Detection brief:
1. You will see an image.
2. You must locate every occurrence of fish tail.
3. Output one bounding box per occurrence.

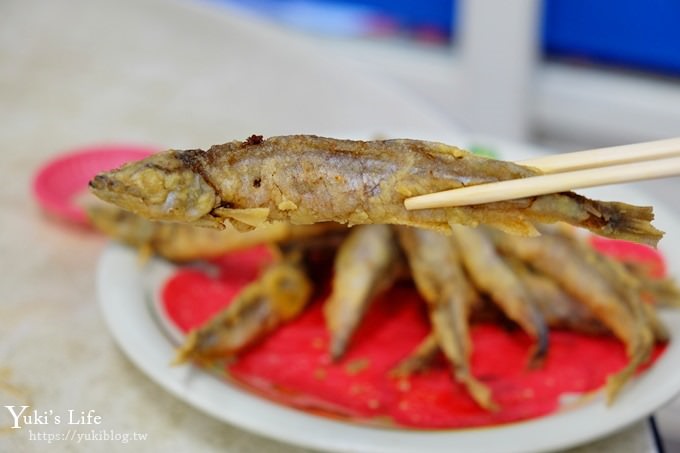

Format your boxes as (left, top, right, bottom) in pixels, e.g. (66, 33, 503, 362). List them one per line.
(581, 197, 664, 247)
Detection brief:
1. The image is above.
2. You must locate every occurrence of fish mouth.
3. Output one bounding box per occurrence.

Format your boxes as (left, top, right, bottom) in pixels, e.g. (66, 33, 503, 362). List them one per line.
(89, 173, 118, 196)
(89, 173, 125, 203)
(88, 159, 173, 217)
(89, 172, 150, 218)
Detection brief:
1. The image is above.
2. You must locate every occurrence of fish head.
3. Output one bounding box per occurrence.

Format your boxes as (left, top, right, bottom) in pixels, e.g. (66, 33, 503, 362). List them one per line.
(88, 150, 219, 224)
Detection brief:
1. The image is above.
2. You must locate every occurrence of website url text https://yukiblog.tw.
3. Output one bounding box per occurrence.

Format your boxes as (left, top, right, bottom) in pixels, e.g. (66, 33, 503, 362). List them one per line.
(28, 428, 148, 444)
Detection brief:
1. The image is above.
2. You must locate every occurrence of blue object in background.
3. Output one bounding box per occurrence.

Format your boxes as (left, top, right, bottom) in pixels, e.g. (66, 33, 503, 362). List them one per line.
(223, 0, 385, 36)
(217, 0, 455, 40)
(543, 0, 680, 75)
(320, 0, 456, 39)
(215, 0, 680, 75)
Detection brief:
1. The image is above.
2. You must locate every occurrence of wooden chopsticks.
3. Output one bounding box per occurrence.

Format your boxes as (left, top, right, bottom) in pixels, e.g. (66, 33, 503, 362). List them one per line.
(404, 138, 680, 210)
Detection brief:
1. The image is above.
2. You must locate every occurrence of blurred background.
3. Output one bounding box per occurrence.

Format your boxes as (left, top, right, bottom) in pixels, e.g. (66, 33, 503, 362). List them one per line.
(1, 0, 679, 451)
(216, 0, 680, 146)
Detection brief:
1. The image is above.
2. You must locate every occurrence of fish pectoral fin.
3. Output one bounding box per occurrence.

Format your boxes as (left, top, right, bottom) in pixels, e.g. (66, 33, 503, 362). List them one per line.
(227, 218, 258, 232)
(193, 214, 229, 230)
(213, 207, 271, 231)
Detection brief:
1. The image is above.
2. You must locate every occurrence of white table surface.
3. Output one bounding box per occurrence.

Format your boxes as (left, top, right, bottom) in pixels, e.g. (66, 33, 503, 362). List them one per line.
(0, 0, 662, 451)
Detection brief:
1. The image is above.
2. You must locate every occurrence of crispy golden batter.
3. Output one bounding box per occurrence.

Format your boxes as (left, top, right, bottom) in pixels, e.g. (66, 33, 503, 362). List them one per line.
(501, 256, 607, 335)
(89, 135, 663, 245)
(450, 225, 549, 363)
(396, 227, 496, 410)
(174, 253, 312, 363)
(324, 225, 401, 360)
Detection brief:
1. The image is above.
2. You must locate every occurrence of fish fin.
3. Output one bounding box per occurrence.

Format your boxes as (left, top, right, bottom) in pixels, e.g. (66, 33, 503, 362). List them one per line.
(537, 194, 664, 247)
(227, 218, 257, 232)
(193, 215, 227, 230)
(213, 207, 271, 231)
(589, 200, 664, 248)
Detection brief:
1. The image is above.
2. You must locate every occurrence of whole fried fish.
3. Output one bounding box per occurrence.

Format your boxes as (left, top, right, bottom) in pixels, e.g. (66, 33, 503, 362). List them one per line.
(324, 224, 401, 360)
(450, 225, 549, 364)
(396, 227, 496, 410)
(174, 251, 312, 363)
(89, 135, 663, 246)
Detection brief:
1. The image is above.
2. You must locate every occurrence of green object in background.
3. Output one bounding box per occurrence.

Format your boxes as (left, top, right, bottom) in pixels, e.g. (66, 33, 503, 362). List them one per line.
(469, 144, 499, 159)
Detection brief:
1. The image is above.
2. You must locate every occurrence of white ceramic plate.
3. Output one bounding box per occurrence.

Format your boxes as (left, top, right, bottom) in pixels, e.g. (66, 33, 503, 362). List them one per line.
(96, 141, 680, 453)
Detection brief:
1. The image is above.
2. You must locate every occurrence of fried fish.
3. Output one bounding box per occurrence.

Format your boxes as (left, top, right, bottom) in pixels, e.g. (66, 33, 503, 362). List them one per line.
(324, 225, 401, 360)
(89, 135, 663, 246)
(396, 227, 496, 410)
